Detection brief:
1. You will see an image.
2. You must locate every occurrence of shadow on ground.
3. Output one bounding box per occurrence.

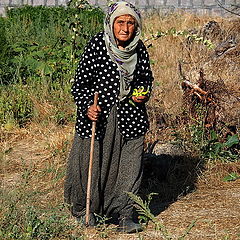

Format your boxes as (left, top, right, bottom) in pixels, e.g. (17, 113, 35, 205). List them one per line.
(137, 150, 205, 218)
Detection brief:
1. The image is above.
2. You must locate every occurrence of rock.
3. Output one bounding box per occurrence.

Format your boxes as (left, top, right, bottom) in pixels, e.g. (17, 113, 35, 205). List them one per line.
(143, 143, 187, 181)
(152, 143, 185, 157)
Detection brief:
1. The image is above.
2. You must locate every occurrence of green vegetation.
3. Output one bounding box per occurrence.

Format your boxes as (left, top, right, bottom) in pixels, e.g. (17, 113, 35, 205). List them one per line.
(183, 104, 239, 162)
(127, 192, 196, 239)
(0, 3, 104, 127)
(0, 4, 105, 239)
(0, 202, 72, 239)
(223, 172, 240, 182)
(145, 28, 215, 49)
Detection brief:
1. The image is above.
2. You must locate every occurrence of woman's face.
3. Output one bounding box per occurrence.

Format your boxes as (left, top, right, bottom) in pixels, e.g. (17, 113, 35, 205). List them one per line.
(113, 14, 136, 47)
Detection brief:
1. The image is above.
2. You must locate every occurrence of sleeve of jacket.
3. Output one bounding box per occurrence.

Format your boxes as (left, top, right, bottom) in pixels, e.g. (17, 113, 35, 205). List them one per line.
(134, 40, 154, 94)
(71, 38, 96, 114)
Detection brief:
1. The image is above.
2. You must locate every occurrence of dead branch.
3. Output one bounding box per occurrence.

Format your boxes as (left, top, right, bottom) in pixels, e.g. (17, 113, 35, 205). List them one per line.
(182, 80, 208, 96)
(179, 61, 208, 99)
(217, 0, 240, 17)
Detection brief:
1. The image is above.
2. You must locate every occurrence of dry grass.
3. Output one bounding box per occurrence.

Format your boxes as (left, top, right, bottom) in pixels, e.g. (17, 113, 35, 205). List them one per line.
(144, 13, 214, 113)
(144, 13, 240, 144)
(0, 12, 239, 239)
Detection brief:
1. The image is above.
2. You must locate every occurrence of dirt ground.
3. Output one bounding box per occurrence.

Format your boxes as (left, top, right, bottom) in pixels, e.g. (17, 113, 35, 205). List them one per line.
(1, 125, 240, 240)
(93, 173, 240, 240)
(149, 181, 240, 240)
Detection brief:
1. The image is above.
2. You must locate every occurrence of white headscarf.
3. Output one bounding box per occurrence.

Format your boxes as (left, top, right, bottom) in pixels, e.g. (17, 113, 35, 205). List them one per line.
(104, 1, 142, 101)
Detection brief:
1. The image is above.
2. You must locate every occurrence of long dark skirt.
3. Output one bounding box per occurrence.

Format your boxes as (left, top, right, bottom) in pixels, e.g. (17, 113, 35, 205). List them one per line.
(64, 106, 144, 219)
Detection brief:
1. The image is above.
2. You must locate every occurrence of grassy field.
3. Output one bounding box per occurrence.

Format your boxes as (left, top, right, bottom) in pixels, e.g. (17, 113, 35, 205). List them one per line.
(0, 3, 239, 240)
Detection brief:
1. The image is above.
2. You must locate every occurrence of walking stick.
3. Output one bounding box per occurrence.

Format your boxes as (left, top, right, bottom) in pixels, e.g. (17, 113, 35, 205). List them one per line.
(86, 92, 99, 226)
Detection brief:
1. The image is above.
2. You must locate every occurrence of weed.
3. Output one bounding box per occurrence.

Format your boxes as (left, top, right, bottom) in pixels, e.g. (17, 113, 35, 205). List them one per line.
(144, 28, 215, 49)
(178, 220, 197, 240)
(0, 5, 104, 126)
(0, 196, 74, 239)
(127, 192, 171, 237)
(202, 132, 239, 162)
(127, 192, 197, 239)
(223, 172, 240, 182)
(175, 101, 239, 162)
(0, 85, 34, 126)
(95, 214, 113, 238)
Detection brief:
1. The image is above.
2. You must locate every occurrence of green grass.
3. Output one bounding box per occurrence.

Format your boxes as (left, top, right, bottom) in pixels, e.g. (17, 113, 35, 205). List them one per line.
(0, 190, 75, 239)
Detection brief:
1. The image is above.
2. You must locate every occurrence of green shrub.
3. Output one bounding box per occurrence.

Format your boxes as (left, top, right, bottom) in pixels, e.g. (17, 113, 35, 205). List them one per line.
(202, 132, 239, 162)
(0, 5, 104, 85)
(0, 4, 104, 126)
(183, 104, 240, 162)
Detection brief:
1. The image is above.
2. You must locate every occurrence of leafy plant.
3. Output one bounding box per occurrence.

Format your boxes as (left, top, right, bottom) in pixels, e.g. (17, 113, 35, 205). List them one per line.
(0, 4, 104, 126)
(127, 192, 171, 238)
(127, 192, 196, 239)
(180, 101, 239, 162)
(127, 192, 158, 225)
(202, 132, 239, 162)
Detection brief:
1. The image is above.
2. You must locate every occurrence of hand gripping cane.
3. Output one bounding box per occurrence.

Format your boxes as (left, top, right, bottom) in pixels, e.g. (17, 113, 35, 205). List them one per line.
(85, 92, 98, 226)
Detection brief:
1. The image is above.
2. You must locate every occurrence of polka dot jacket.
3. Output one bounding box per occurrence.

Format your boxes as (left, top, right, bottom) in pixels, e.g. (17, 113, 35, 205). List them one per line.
(72, 32, 154, 140)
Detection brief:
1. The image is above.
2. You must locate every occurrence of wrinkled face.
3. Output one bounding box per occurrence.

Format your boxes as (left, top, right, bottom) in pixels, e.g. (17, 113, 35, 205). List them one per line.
(113, 14, 136, 47)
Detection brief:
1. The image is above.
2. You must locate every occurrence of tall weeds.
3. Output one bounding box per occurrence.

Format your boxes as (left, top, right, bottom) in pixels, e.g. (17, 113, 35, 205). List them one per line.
(0, 4, 104, 127)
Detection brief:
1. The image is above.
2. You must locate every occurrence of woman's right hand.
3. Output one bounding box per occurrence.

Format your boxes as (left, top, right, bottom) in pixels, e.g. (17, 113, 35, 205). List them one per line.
(87, 105, 101, 121)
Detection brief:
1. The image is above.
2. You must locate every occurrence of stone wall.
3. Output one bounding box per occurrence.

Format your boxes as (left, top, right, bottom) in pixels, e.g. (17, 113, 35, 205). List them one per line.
(0, 0, 238, 16)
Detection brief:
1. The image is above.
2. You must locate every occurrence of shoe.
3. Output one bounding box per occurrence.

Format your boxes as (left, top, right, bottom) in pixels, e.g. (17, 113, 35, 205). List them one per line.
(117, 217, 143, 233)
(76, 213, 96, 226)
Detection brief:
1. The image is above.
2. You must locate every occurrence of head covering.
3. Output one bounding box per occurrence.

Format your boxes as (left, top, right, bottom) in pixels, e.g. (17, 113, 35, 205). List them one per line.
(104, 1, 142, 101)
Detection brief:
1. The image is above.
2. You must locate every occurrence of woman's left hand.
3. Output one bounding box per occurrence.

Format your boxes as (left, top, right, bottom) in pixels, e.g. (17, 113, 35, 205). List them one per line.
(132, 95, 149, 103)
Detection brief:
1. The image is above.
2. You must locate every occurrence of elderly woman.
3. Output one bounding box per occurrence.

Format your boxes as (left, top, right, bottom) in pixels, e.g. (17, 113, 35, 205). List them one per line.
(64, 1, 153, 233)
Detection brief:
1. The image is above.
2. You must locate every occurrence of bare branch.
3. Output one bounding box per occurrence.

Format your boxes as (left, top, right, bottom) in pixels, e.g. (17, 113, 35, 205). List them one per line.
(216, 0, 240, 17)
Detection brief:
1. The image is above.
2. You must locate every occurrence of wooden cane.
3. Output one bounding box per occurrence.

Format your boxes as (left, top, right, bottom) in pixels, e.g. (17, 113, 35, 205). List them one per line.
(86, 92, 99, 226)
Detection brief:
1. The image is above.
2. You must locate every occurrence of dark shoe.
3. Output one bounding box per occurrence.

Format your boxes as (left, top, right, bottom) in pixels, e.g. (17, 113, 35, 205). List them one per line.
(76, 213, 96, 226)
(117, 217, 143, 233)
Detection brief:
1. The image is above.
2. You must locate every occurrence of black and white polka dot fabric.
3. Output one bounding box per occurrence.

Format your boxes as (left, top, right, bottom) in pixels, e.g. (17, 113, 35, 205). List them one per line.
(72, 32, 153, 140)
